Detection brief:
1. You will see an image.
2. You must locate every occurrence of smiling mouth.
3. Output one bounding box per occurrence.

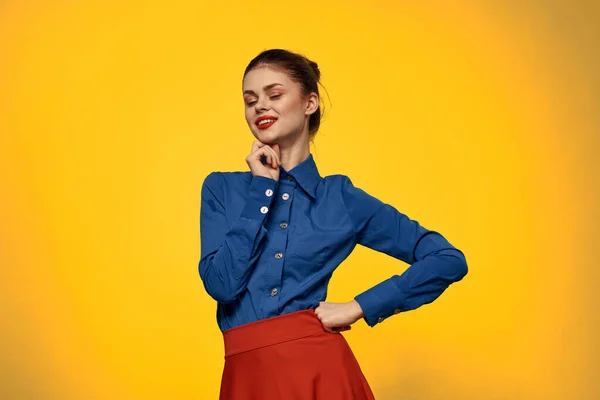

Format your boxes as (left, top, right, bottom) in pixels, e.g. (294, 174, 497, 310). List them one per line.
(257, 119, 277, 129)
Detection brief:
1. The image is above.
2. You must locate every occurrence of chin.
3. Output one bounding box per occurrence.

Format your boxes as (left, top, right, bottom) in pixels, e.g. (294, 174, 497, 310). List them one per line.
(253, 128, 281, 144)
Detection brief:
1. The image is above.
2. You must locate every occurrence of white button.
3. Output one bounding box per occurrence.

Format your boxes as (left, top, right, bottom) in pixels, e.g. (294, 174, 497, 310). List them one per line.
(270, 288, 279, 296)
(265, 189, 273, 197)
(282, 193, 290, 200)
(377, 316, 385, 323)
(260, 206, 269, 214)
(274, 252, 283, 260)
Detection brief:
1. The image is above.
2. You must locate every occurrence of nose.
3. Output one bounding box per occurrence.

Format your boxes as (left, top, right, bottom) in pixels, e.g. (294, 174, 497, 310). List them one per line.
(254, 97, 269, 113)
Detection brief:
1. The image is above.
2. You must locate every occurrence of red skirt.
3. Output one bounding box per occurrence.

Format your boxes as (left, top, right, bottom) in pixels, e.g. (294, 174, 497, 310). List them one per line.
(219, 309, 375, 399)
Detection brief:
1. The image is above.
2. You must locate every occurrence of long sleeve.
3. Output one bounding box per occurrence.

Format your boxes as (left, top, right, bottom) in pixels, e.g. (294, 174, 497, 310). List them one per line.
(340, 176, 468, 327)
(199, 172, 278, 303)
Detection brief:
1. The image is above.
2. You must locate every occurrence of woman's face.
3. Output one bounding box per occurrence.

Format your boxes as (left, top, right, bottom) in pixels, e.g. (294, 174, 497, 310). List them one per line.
(242, 66, 317, 146)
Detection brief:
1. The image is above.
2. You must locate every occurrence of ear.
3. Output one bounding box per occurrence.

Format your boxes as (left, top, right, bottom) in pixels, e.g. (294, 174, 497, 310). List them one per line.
(304, 92, 319, 116)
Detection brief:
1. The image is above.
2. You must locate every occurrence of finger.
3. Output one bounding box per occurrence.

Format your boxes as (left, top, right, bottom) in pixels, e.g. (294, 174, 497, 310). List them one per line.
(253, 146, 272, 165)
(272, 143, 281, 159)
(266, 144, 281, 165)
(332, 326, 351, 333)
(264, 145, 280, 167)
(251, 141, 264, 154)
(263, 146, 279, 168)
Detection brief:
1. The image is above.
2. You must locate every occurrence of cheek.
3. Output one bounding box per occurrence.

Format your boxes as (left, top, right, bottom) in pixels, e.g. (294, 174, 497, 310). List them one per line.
(244, 109, 254, 125)
(278, 99, 304, 120)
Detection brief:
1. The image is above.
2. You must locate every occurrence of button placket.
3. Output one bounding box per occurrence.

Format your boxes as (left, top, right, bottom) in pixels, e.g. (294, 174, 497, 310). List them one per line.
(263, 180, 293, 313)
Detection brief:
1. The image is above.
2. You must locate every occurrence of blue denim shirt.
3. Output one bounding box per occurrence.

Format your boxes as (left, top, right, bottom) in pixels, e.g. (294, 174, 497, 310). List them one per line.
(199, 154, 468, 332)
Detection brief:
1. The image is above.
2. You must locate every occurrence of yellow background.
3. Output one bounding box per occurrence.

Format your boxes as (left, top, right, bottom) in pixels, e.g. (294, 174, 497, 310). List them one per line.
(1, 1, 598, 399)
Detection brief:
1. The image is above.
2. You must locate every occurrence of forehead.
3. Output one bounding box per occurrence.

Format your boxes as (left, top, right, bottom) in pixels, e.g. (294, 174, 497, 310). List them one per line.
(242, 66, 297, 91)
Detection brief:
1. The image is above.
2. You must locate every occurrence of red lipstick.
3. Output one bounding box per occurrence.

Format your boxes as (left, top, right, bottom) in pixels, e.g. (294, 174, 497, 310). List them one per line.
(255, 115, 278, 130)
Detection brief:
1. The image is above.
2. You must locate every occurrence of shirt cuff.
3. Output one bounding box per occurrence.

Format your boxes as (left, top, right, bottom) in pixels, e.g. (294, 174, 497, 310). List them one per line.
(354, 278, 406, 327)
(239, 175, 278, 221)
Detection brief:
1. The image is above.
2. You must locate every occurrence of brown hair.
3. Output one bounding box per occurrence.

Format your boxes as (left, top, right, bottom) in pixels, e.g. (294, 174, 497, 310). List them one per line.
(244, 49, 324, 139)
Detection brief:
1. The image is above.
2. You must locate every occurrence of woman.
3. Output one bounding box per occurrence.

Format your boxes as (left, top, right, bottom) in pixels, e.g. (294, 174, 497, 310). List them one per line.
(199, 49, 468, 399)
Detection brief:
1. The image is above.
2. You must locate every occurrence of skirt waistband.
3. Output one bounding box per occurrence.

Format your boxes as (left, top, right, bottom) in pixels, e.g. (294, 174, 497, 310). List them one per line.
(223, 309, 325, 358)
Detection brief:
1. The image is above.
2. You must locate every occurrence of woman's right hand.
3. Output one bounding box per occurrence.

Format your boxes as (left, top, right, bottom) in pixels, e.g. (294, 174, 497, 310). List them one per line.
(246, 141, 281, 181)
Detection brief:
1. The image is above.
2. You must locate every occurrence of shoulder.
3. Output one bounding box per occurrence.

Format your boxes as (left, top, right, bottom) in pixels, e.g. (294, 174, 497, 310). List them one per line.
(201, 170, 252, 196)
(203, 170, 252, 185)
(322, 173, 385, 211)
(321, 173, 368, 196)
(321, 173, 352, 189)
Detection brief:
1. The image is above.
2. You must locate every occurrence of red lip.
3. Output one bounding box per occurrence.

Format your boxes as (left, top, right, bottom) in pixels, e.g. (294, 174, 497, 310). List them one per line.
(255, 115, 278, 125)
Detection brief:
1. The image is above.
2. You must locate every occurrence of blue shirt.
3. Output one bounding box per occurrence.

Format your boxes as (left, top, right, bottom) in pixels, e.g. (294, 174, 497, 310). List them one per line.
(199, 154, 468, 333)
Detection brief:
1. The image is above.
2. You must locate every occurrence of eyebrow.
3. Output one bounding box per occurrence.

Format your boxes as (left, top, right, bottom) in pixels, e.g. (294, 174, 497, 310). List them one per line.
(243, 83, 284, 95)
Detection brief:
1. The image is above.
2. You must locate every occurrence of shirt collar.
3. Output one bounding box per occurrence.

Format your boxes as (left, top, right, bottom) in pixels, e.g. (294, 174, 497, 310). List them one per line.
(281, 153, 321, 199)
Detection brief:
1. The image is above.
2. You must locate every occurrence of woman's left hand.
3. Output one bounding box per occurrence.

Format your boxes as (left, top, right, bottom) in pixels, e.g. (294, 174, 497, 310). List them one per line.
(314, 300, 365, 333)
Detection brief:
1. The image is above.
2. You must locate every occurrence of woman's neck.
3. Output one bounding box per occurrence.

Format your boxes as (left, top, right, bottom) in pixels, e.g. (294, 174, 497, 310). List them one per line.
(279, 144, 310, 172)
